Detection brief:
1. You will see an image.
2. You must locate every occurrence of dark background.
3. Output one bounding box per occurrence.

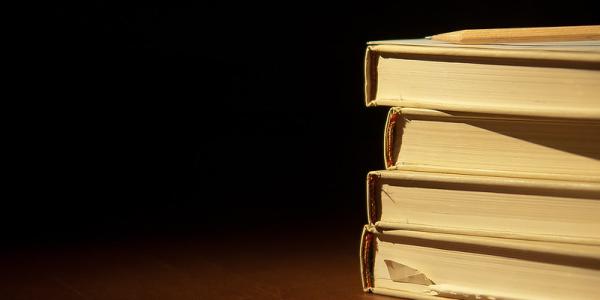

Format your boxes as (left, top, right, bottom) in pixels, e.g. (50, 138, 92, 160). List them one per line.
(13, 2, 600, 246)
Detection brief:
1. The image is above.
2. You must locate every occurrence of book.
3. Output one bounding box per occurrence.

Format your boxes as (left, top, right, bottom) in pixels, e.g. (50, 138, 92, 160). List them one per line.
(360, 226, 600, 300)
(366, 170, 600, 245)
(364, 39, 600, 119)
(383, 107, 600, 182)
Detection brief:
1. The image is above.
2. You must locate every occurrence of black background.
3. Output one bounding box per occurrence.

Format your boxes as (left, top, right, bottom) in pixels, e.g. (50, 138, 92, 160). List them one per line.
(12, 2, 599, 246)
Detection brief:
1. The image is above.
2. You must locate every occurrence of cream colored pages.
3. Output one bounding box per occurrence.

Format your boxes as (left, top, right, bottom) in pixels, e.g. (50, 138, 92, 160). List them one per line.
(367, 170, 600, 244)
(364, 39, 600, 119)
(384, 108, 600, 182)
(371, 229, 600, 300)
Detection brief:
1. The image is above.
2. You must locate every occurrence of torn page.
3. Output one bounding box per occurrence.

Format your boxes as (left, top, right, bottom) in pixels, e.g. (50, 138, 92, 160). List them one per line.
(384, 260, 434, 285)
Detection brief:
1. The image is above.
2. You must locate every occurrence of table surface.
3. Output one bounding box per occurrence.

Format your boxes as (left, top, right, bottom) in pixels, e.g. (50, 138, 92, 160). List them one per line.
(0, 227, 399, 300)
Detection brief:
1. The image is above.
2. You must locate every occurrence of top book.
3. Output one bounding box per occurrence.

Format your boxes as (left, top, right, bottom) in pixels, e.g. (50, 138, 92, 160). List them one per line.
(365, 39, 600, 119)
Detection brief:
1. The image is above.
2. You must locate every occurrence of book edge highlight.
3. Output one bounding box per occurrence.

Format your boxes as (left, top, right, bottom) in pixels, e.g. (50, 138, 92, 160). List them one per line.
(384, 108, 403, 169)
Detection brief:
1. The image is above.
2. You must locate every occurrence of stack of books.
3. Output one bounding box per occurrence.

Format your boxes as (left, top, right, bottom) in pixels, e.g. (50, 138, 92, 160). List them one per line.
(360, 35, 600, 300)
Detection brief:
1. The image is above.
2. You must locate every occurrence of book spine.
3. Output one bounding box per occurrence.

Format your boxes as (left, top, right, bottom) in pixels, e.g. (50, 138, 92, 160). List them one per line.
(384, 108, 403, 169)
(359, 225, 375, 292)
(366, 172, 381, 226)
(364, 46, 378, 107)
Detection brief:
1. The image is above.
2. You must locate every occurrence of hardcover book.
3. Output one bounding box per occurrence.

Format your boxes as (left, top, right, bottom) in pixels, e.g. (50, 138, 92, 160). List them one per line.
(365, 39, 600, 119)
(360, 226, 600, 300)
(366, 170, 600, 244)
(383, 107, 600, 182)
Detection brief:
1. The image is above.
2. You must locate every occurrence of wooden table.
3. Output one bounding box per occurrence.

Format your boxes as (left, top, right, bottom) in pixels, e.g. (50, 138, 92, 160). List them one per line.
(0, 226, 397, 300)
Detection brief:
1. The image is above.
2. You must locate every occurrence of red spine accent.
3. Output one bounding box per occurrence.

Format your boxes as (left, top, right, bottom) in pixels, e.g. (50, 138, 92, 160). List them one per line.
(362, 230, 375, 289)
(386, 111, 400, 168)
(367, 173, 380, 224)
